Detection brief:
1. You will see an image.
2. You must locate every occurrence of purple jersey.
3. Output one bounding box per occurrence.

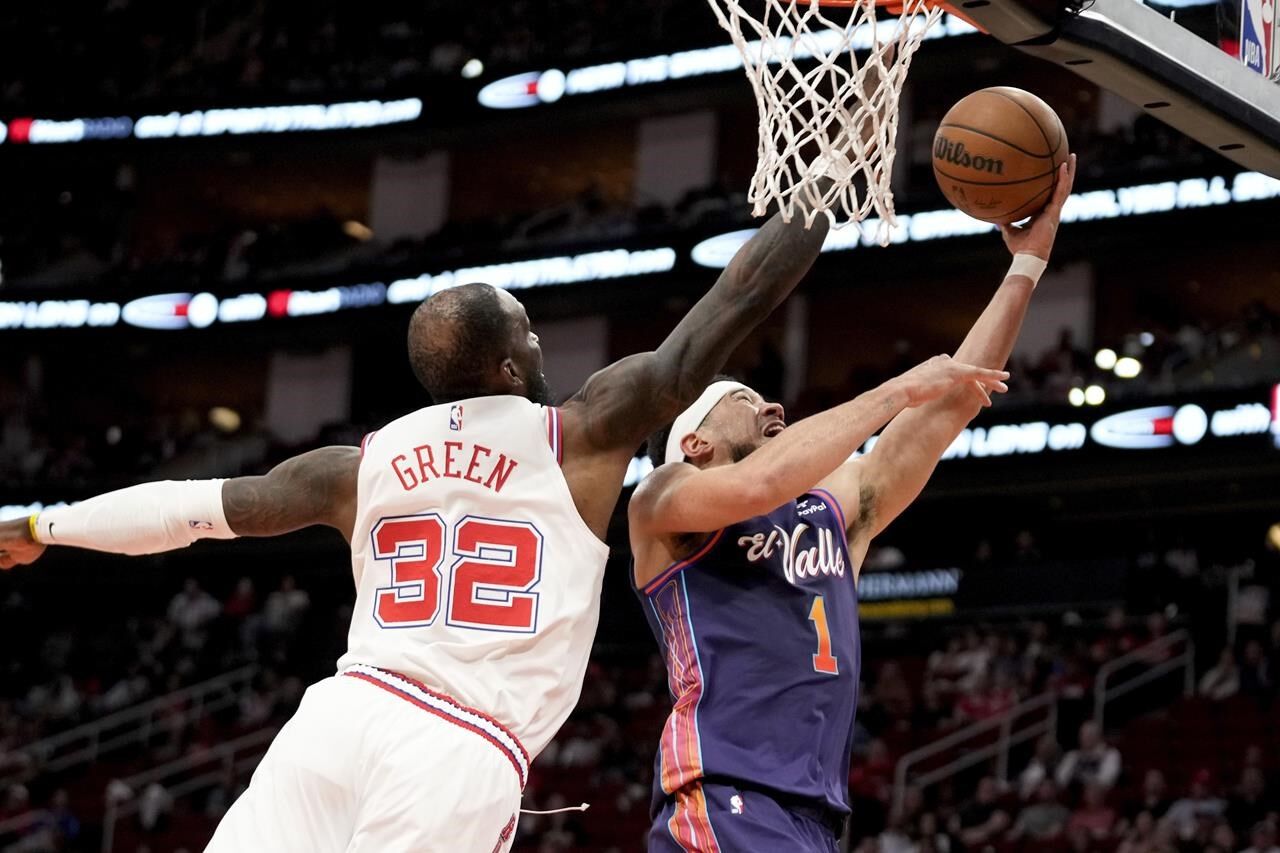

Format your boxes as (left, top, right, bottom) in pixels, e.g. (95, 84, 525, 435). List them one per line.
(636, 488, 860, 815)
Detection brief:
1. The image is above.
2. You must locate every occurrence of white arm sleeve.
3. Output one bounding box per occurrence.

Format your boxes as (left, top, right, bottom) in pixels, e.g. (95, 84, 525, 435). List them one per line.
(35, 480, 237, 555)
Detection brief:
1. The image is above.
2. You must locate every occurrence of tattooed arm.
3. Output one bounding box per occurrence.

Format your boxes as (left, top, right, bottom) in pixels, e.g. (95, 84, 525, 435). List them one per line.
(561, 199, 833, 454)
(555, 203, 833, 539)
(0, 447, 360, 570)
(222, 446, 360, 539)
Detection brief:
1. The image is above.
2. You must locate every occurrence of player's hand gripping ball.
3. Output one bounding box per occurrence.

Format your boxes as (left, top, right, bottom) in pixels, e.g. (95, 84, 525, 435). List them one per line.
(933, 87, 1070, 225)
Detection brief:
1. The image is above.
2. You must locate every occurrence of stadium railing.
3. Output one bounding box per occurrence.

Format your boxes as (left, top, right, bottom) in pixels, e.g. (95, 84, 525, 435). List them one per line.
(5, 664, 259, 784)
(1093, 629, 1195, 730)
(99, 727, 276, 853)
(890, 692, 1058, 817)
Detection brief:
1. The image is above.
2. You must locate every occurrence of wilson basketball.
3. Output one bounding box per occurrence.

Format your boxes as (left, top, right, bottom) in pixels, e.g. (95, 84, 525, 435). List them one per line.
(932, 87, 1070, 225)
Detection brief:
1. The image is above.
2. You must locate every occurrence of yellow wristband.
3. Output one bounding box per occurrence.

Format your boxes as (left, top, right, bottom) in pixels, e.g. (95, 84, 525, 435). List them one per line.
(28, 513, 41, 544)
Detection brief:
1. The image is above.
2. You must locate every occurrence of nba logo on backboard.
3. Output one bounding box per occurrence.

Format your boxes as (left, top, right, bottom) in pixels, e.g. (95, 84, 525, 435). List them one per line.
(449, 405, 464, 431)
(1239, 0, 1274, 75)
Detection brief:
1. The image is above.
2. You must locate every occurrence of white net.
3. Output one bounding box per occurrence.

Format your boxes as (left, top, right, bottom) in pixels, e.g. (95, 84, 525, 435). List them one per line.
(705, 0, 943, 240)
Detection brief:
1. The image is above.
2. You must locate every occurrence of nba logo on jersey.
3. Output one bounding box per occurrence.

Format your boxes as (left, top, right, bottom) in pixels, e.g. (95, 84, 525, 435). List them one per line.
(730, 795, 744, 815)
(449, 404, 464, 431)
(1239, 0, 1273, 75)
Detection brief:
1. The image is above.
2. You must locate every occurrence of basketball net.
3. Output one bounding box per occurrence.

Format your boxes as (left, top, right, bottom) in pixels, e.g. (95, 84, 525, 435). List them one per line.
(705, 0, 943, 241)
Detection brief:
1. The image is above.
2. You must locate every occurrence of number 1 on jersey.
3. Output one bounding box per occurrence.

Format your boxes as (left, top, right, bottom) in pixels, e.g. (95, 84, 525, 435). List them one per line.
(808, 595, 839, 675)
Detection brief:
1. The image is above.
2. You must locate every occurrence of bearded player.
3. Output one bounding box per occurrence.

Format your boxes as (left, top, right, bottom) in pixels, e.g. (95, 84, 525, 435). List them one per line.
(629, 156, 1076, 852)
(0, 185, 856, 852)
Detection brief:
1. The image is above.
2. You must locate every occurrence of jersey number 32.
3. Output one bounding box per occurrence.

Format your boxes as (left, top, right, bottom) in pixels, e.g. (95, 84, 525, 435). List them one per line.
(371, 513, 542, 634)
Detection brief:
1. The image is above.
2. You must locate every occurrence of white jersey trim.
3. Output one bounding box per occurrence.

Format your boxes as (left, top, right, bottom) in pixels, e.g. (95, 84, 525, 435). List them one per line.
(342, 663, 530, 788)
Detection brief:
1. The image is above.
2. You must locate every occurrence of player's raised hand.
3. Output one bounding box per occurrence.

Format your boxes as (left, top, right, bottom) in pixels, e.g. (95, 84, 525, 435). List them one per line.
(0, 518, 46, 570)
(892, 354, 1010, 409)
(1000, 152, 1077, 261)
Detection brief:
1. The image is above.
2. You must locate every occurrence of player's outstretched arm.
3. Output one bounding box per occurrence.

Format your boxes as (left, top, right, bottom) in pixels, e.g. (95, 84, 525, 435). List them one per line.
(825, 155, 1077, 550)
(0, 446, 359, 570)
(629, 357, 1009, 536)
(563, 201, 832, 453)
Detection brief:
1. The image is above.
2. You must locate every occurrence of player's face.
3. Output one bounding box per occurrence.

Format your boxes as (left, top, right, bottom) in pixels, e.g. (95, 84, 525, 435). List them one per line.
(499, 291, 551, 404)
(706, 386, 785, 462)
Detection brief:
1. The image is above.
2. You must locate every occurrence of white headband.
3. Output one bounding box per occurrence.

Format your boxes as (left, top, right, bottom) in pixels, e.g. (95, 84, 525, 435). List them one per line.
(663, 381, 749, 465)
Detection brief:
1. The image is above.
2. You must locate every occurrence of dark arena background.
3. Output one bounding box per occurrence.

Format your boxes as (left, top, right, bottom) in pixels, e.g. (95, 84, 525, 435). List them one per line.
(1, 1, 1280, 851)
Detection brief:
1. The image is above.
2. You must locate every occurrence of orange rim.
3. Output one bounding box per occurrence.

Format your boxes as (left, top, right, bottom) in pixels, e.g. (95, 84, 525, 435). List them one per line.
(815, 0, 987, 32)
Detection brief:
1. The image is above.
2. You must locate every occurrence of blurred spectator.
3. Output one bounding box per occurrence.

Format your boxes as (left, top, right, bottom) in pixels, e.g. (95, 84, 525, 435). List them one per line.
(849, 739, 895, 804)
(1008, 779, 1070, 841)
(224, 578, 257, 620)
(43, 788, 80, 843)
(1125, 769, 1173, 820)
(1226, 767, 1276, 834)
(1116, 810, 1159, 853)
(1240, 639, 1273, 698)
(953, 671, 1017, 723)
(137, 782, 172, 832)
(950, 776, 1010, 848)
(167, 578, 222, 650)
(1067, 781, 1118, 844)
(1164, 769, 1226, 838)
(1018, 735, 1063, 801)
(1198, 645, 1241, 700)
(1242, 821, 1280, 853)
(1056, 721, 1122, 791)
(873, 662, 914, 719)
(263, 575, 310, 637)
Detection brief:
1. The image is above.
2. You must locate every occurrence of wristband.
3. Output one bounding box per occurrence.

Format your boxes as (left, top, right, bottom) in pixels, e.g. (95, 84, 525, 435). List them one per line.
(1008, 252, 1048, 286)
(28, 513, 40, 545)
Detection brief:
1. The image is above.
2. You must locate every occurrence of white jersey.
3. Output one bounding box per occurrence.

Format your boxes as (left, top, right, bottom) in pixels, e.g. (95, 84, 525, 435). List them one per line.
(338, 396, 610, 760)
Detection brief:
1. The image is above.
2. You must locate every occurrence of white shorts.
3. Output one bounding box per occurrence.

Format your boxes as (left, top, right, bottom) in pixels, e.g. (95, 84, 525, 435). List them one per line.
(205, 665, 527, 853)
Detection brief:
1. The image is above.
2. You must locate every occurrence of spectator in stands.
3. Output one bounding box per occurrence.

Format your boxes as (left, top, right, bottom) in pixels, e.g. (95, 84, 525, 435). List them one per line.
(1240, 639, 1273, 699)
(849, 738, 895, 805)
(1139, 611, 1173, 663)
(924, 635, 967, 700)
(874, 661, 914, 720)
(1067, 781, 1118, 845)
(950, 776, 1010, 848)
(1036, 327, 1089, 396)
(42, 788, 79, 844)
(955, 631, 995, 692)
(1164, 768, 1226, 839)
(223, 577, 256, 620)
(1018, 735, 1063, 800)
(1007, 779, 1070, 841)
(1207, 822, 1237, 852)
(166, 578, 221, 651)
(1126, 769, 1173, 820)
(1242, 821, 1280, 853)
(954, 670, 1017, 723)
(1056, 721, 1122, 791)
(263, 575, 310, 636)
(1199, 645, 1242, 700)
(1116, 810, 1160, 853)
(1226, 767, 1276, 834)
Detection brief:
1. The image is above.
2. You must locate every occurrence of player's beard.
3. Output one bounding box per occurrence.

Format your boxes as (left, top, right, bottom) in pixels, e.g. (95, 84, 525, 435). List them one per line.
(728, 440, 761, 463)
(525, 370, 554, 405)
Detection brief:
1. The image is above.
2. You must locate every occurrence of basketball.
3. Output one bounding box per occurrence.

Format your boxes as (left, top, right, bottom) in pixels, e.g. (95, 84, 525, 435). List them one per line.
(932, 87, 1070, 225)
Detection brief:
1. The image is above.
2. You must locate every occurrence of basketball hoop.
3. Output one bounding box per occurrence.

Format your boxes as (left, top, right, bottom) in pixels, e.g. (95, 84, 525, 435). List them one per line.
(705, 0, 959, 241)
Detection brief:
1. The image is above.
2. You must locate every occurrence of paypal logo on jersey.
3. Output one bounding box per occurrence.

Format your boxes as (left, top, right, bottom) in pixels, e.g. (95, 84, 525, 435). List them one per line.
(737, 521, 846, 586)
(797, 500, 827, 517)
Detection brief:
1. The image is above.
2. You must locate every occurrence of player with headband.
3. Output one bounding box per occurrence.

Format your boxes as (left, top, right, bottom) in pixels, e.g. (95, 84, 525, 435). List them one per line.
(629, 156, 1075, 852)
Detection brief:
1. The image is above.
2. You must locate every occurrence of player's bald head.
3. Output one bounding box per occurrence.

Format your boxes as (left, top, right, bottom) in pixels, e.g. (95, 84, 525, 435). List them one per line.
(408, 283, 519, 403)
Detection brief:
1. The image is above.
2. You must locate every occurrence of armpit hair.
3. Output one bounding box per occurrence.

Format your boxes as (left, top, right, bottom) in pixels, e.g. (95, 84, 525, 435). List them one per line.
(855, 481, 878, 539)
